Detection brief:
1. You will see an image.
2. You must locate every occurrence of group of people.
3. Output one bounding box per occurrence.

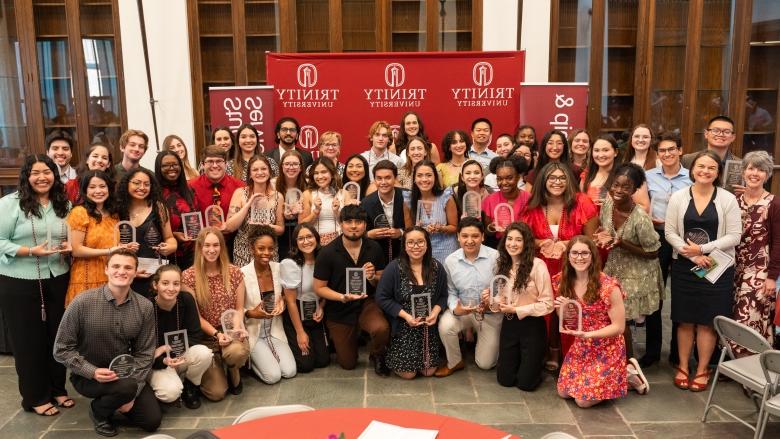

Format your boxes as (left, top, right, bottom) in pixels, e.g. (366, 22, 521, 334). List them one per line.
(0, 111, 777, 436)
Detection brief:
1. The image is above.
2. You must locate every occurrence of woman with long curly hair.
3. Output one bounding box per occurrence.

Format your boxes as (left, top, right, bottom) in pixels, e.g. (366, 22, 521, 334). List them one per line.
(155, 150, 200, 269)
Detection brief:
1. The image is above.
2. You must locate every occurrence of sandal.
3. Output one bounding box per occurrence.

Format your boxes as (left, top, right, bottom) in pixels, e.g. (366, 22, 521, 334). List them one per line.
(23, 403, 59, 417)
(673, 366, 690, 390)
(689, 370, 710, 392)
(545, 347, 560, 372)
(54, 397, 75, 408)
(627, 358, 650, 395)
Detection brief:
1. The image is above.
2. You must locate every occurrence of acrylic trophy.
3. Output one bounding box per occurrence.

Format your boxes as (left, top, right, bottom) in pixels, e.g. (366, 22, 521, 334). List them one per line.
(261, 290, 280, 313)
(248, 195, 270, 225)
(220, 309, 246, 341)
(374, 213, 393, 260)
(410, 292, 432, 319)
(559, 299, 583, 332)
(181, 211, 204, 241)
(284, 188, 303, 215)
(108, 354, 136, 378)
(145, 223, 163, 264)
(460, 287, 482, 309)
(489, 275, 511, 312)
(299, 299, 320, 321)
(46, 221, 70, 252)
(490, 203, 514, 233)
(722, 160, 744, 193)
(342, 181, 361, 205)
(114, 221, 136, 246)
(346, 267, 366, 296)
(205, 205, 225, 228)
(461, 191, 482, 219)
(416, 200, 444, 230)
(164, 329, 189, 360)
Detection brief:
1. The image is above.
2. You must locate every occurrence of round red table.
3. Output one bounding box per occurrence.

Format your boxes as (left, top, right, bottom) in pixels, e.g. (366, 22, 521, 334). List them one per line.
(213, 407, 518, 438)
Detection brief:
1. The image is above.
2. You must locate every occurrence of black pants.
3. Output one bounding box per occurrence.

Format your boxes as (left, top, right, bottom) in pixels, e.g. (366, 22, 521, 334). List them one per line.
(644, 229, 672, 362)
(496, 315, 547, 391)
(71, 375, 161, 432)
(283, 314, 330, 373)
(0, 273, 68, 408)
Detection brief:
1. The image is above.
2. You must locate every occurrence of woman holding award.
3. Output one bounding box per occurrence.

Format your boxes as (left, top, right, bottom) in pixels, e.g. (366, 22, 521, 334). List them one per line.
(451, 159, 492, 220)
(494, 222, 553, 391)
(481, 156, 530, 240)
(553, 236, 649, 407)
(376, 226, 447, 379)
(117, 168, 177, 296)
(301, 158, 343, 245)
(155, 150, 200, 270)
(242, 226, 296, 384)
(224, 155, 284, 266)
(181, 227, 249, 401)
(66, 170, 123, 306)
(0, 155, 72, 415)
(281, 224, 330, 373)
(404, 160, 458, 264)
(341, 154, 376, 199)
(666, 150, 741, 391)
(276, 150, 307, 260)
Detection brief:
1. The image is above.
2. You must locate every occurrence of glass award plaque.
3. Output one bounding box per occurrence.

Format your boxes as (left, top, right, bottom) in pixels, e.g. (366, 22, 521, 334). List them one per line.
(299, 299, 319, 321)
(683, 227, 710, 246)
(47, 221, 70, 252)
(346, 267, 366, 296)
(416, 200, 444, 228)
(145, 223, 163, 264)
(115, 221, 136, 245)
(261, 291, 279, 313)
(374, 213, 391, 229)
(164, 329, 189, 360)
(220, 309, 245, 341)
(722, 159, 744, 193)
(284, 188, 303, 215)
(460, 287, 481, 308)
(109, 353, 136, 378)
(461, 191, 482, 219)
(491, 203, 514, 233)
(249, 195, 270, 225)
(342, 181, 361, 205)
(181, 211, 204, 241)
(205, 205, 225, 228)
(489, 275, 511, 312)
(594, 226, 616, 248)
(410, 292, 432, 319)
(558, 299, 583, 332)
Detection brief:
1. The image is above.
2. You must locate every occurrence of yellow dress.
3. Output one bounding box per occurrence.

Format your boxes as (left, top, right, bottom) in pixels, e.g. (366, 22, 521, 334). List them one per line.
(65, 206, 119, 306)
(436, 162, 461, 188)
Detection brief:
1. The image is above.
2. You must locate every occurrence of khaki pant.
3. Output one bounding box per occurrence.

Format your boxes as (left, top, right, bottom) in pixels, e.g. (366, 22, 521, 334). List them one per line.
(326, 299, 389, 370)
(439, 310, 502, 369)
(200, 339, 249, 402)
(149, 344, 213, 403)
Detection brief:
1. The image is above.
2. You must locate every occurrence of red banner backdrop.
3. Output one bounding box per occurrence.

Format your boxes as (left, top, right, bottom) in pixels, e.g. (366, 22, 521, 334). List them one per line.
(266, 51, 525, 159)
(208, 86, 276, 154)
(519, 82, 589, 140)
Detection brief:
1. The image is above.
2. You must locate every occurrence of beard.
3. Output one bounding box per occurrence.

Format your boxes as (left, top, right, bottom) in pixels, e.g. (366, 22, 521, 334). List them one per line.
(343, 231, 364, 242)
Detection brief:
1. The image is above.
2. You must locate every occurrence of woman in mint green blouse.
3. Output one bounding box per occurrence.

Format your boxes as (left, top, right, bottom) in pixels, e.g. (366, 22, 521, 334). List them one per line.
(0, 155, 72, 416)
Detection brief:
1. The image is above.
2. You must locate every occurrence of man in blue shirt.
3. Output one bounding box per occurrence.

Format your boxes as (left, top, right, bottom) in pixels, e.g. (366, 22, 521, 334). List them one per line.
(468, 118, 498, 173)
(437, 217, 501, 377)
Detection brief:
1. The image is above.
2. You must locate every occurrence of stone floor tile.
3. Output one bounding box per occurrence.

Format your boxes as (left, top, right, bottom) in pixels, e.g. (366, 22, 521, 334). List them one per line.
(430, 375, 477, 404)
(0, 410, 57, 438)
(615, 382, 708, 422)
(568, 400, 633, 436)
(277, 377, 365, 408)
(469, 367, 528, 404)
(222, 379, 281, 416)
(523, 384, 576, 424)
(435, 402, 531, 425)
(195, 417, 235, 430)
(366, 373, 432, 395)
(495, 423, 581, 439)
(366, 394, 435, 412)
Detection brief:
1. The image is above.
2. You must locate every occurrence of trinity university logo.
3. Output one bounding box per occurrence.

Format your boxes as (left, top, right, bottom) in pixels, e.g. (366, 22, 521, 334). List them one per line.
(297, 63, 318, 88)
(298, 125, 319, 151)
(472, 62, 493, 86)
(384, 63, 405, 88)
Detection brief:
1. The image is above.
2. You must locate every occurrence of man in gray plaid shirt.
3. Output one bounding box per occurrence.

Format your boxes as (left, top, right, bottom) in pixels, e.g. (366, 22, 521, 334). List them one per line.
(54, 249, 161, 437)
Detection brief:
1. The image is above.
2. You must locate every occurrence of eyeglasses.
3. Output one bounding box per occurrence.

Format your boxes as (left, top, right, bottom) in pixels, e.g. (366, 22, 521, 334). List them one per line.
(658, 147, 679, 155)
(296, 235, 315, 242)
(280, 127, 298, 134)
(547, 175, 567, 183)
(204, 159, 225, 166)
(321, 143, 339, 149)
(283, 162, 301, 168)
(569, 251, 591, 259)
(707, 128, 734, 136)
(405, 240, 426, 248)
(161, 163, 180, 170)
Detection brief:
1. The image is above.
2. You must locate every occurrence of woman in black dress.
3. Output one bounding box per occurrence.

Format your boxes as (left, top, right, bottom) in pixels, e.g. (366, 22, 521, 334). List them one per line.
(665, 150, 741, 392)
(376, 226, 447, 379)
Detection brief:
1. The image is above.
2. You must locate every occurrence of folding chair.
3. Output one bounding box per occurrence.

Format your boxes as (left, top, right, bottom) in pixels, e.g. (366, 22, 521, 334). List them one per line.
(540, 433, 579, 439)
(755, 350, 780, 439)
(232, 404, 315, 425)
(702, 316, 773, 434)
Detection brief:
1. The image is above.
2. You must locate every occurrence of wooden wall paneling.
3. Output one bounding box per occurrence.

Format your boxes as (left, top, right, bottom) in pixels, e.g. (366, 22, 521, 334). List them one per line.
(633, 0, 652, 125)
(471, 0, 482, 50)
(330, 0, 342, 52)
(586, 0, 605, 135)
(425, 0, 438, 51)
(186, 0, 206, 152)
(232, 0, 247, 84)
(680, 0, 702, 154)
(548, 0, 559, 81)
(728, 0, 751, 157)
(279, 0, 295, 52)
(374, 0, 383, 51)
(65, 0, 89, 163)
(15, 0, 45, 155)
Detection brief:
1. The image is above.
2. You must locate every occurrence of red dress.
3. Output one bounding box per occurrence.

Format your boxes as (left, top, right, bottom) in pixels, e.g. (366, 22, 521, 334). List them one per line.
(554, 272, 627, 401)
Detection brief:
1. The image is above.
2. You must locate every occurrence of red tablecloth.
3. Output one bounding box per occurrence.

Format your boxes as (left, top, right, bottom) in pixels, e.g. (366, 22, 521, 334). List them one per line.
(213, 407, 518, 439)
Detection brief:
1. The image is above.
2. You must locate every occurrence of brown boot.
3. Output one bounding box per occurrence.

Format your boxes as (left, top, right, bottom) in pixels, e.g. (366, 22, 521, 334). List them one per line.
(434, 360, 465, 378)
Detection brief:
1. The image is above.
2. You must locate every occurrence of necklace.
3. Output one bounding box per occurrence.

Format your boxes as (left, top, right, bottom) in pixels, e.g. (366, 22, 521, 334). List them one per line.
(29, 216, 49, 322)
(743, 191, 766, 207)
(543, 203, 566, 241)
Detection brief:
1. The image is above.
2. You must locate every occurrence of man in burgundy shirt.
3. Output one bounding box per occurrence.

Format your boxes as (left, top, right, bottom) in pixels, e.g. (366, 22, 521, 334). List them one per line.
(189, 145, 245, 258)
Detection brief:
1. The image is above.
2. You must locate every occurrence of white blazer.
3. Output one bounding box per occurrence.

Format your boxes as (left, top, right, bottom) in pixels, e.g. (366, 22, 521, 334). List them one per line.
(241, 261, 287, 350)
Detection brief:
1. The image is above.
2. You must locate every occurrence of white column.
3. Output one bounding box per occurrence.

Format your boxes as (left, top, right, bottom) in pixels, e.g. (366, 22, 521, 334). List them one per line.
(519, 1, 551, 82)
(481, 0, 519, 51)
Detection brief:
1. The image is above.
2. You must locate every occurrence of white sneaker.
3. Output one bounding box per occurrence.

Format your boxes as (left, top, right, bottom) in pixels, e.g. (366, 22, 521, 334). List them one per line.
(627, 357, 649, 395)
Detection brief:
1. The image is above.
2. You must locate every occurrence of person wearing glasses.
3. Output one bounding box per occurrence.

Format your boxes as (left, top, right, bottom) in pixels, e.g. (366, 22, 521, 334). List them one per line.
(267, 117, 313, 174)
(155, 150, 200, 270)
(681, 115, 742, 195)
(315, 131, 345, 176)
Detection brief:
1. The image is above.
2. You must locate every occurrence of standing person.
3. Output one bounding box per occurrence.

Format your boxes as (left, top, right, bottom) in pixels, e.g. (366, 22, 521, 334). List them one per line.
(116, 169, 177, 296)
(65, 143, 115, 203)
(404, 160, 458, 264)
(733, 151, 780, 356)
(313, 205, 390, 375)
(163, 134, 199, 180)
(396, 136, 432, 189)
(156, 151, 200, 270)
(242, 226, 296, 384)
(666, 150, 741, 392)
(0, 155, 72, 417)
(437, 217, 501, 376)
(181, 228, 250, 400)
(228, 124, 273, 181)
(494, 222, 553, 391)
(469, 118, 497, 172)
(341, 154, 376, 200)
(54, 250, 161, 436)
(582, 135, 621, 206)
(569, 129, 592, 179)
(595, 164, 663, 359)
(681, 115, 740, 168)
(223, 155, 285, 266)
(527, 130, 570, 192)
(514, 125, 537, 155)
(266, 117, 314, 173)
(376, 226, 447, 379)
(554, 237, 649, 408)
(280, 224, 330, 373)
(362, 160, 405, 263)
(484, 133, 518, 191)
(66, 170, 125, 306)
(276, 150, 307, 260)
(315, 131, 345, 176)
(45, 130, 76, 184)
(482, 156, 531, 241)
(361, 120, 404, 180)
(114, 129, 150, 182)
(643, 131, 692, 367)
(394, 111, 441, 164)
(437, 129, 471, 188)
(623, 124, 659, 170)
(301, 158, 343, 245)
(148, 265, 212, 409)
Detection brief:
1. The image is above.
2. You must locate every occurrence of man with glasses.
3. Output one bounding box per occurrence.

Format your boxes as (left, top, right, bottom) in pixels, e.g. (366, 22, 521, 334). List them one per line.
(361, 121, 403, 181)
(681, 115, 742, 193)
(115, 129, 151, 182)
(267, 117, 313, 173)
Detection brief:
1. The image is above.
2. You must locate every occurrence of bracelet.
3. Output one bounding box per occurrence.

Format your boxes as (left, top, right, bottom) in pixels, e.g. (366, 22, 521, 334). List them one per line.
(28, 246, 33, 257)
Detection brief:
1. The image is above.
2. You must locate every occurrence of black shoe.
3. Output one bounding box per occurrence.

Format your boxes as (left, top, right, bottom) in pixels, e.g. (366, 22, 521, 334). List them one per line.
(373, 355, 391, 377)
(88, 403, 117, 437)
(638, 355, 659, 368)
(227, 376, 243, 396)
(182, 379, 202, 409)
